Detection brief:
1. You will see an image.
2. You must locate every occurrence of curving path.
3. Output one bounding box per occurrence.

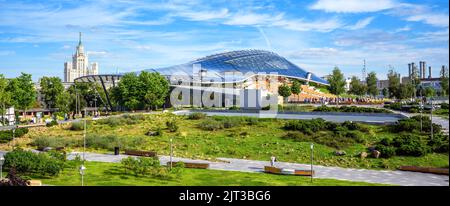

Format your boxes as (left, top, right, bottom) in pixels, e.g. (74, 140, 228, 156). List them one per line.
(60, 151, 449, 186)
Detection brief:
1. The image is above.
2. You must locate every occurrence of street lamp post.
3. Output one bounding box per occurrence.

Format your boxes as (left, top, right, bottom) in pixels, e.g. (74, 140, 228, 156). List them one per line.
(12, 126, 15, 150)
(310, 143, 314, 183)
(94, 98, 97, 117)
(430, 97, 433, 140)
(0, 156, 5, 180)
(420, 88, 423, 132)
(83, 108, 87, 161)
(170, 138, 173, 171)
(79, 165, 86, 186)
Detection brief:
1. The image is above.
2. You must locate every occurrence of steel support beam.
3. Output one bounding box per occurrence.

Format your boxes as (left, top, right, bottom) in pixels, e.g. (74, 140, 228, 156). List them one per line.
(99, 76, 113, 112)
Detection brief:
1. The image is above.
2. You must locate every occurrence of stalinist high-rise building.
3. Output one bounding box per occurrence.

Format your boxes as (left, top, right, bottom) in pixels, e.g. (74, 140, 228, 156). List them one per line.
(64, 32, 99, 82)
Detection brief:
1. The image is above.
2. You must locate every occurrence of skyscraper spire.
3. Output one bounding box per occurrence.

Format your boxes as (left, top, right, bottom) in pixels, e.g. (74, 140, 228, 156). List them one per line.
(78, 32, 82, 45)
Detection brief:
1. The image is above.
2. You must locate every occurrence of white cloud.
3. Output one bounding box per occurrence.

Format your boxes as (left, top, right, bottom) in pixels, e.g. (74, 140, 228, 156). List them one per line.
(395, 26, 411, 32)
(309, 0, 395, 13)
(413, 29, 449, 43)
(174, 8, 230, 21)
(345, 17, 375, 30)
(87, 51, 108, 56)
(389, 3, 449, 28)
(224, 12, 283, 26)
(274, 17, 344, 32)
(405, 13, 449, 28)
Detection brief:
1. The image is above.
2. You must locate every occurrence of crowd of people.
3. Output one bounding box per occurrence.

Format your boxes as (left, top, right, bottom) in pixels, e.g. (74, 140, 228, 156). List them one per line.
(291, 97, 386, 105)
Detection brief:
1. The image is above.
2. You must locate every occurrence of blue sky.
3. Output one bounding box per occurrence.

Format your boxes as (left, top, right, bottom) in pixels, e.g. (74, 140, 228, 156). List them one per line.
(0, 0, 448, 81)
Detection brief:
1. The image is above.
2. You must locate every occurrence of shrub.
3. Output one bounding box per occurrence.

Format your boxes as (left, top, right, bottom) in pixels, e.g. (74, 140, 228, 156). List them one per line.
(188, 112, 207, 120)
(341, 121, 360, 130)
(222, 118, 241, 128)
(379, 137, 393, 146)
(85, 135, 120, 150)
(314, 105, 391, 113)
(96, 115, 145, 127)
(345, 131, 366, 144)
(199, 120, 223, 131)
(166, 120, 179, 132)
(393, 134, 430, 157)
(282, 132, 309, 142)
(229, 106, 240, 110)
(97, 117, 123, 127)
(384, 102, 402, 111)
(146, 127, 162, 136)
(376, 145, 396, 158)
(31, 136, 79, 149)
(0, 128, 29, 143)
(441, 103, 449, 110)
(0, 168, 30, 186)
(428, 134, 449, 153)
(15, 128, 29, 137)
(70, 121, 85, 131)
(3, 149, 64, 176)
(392, 116, 442, 134)
(283, 119, 327, 134)
(46, 120, 58, 127)
(121, 156, 164, 177)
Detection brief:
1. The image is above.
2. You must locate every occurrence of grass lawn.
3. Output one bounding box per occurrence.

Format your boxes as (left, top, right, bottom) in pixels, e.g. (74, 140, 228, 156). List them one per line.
(6, 113, 448, 170)
(434, 109, 449, 119)
(34, 161, 386, 186)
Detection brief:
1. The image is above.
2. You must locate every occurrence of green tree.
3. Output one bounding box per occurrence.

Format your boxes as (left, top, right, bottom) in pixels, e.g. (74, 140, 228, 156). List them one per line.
(327, 67, 346, 96)
(290, 80, 301, 101)
(366, 72, 378, 97)
(139, 71, 170, 110)
(349, 76, 366, 96)
(400, 82, 415, 99)
(115, 73, 142, 110)
(387, 70, 401, 99)
(278, 84, 292, 100)
(39, 77, 64, 109)
(0, 74, 12, 125)
(7, 73, 37, 112)
(382, 88, 389, 97)
(55, 90, 71, 114)
(424, 87, 436, 98)
(113, 72, 169, 111)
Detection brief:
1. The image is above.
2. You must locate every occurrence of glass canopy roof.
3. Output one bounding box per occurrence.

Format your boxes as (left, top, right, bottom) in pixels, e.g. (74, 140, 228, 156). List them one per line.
(144, 49, 328, 85)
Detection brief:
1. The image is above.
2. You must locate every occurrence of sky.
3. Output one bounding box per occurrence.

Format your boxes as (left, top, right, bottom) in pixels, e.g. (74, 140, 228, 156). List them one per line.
(0, 0, 448, 81)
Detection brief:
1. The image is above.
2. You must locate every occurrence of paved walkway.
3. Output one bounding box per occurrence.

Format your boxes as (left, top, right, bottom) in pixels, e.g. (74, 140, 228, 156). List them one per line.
(65, 152, 449, 186)
(173, 110, 404, 124)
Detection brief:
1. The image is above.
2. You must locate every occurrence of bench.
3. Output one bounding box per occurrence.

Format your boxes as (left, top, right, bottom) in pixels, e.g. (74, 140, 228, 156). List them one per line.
(167, 161, 209, 169)
(264, 166, 314, 176)
(28, 180, 42, 186)
(399, 166, 449, 175)
(124, 150, 157, 157)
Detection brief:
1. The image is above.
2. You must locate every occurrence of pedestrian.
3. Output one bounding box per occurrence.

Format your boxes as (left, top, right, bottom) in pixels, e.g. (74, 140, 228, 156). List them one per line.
(270, 156, 277, 167)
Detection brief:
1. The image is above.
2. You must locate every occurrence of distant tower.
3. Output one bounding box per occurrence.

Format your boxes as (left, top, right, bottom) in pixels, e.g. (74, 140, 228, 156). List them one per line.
(362, 59, 366, 80)
(63, 32, 99, 82)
